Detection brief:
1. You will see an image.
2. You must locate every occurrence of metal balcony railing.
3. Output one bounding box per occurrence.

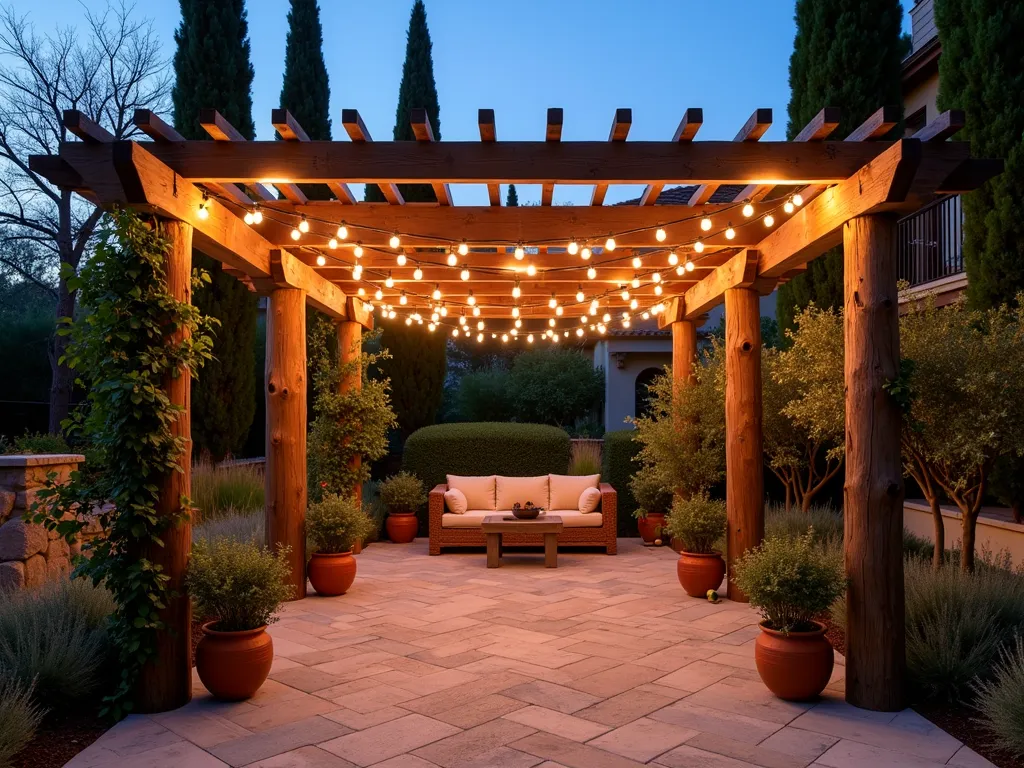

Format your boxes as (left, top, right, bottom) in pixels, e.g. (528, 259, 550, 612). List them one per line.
(898, 194, 965, 288)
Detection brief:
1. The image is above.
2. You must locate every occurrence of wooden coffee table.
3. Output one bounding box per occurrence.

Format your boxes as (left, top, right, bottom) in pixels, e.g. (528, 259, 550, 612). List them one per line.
(481, 515, 564, 568)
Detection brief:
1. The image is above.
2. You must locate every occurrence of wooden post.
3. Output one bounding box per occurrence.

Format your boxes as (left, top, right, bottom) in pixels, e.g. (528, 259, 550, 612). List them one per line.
(266, 288, 308, 600)
(671, 319, 698, 388)
(138, 219, 193, 712)
(843, 215, 906, 711)
(337, 320, 362, 506)
(724, 287, 764, 603)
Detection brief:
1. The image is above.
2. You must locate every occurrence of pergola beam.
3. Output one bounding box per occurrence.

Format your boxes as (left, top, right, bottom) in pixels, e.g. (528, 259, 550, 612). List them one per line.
(478, 109, 501, 206)
(272, 108, 356, 204)
(912, 109, 965, 142)
(341, 108, 404, 204)
(689, 108, 772, 206)
(257, 249, 373, 328)
(640, 108, 703, 206)
(591, 108, 632, 206)
(542, 107, 562, 205)
(411, 108, 452, 206)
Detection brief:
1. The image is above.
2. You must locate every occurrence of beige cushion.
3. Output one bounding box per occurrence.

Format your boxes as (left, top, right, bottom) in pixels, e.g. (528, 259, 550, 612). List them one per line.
(496, 475, 549, 511)
(549, 474, 600, 510)
(578, 486, 602, 514)
(441, 510, 602, 528)
(444, 487, 468, 515)
(447, 475, 496, 511)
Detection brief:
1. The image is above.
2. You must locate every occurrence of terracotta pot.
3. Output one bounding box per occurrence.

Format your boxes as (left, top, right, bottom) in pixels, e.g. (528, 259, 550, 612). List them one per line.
(386, 512, 418, 543)
(754, 621, 834, 701)
(676, 551, 726, 597)
(308, 551, 357, 596)
(637, 512, 665, 544)
(196, 622, 273, 701)
(352, 539, 363, 555)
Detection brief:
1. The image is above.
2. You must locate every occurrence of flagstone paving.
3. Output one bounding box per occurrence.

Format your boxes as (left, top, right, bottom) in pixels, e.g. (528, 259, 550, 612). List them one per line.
(67, 539, 992, 767)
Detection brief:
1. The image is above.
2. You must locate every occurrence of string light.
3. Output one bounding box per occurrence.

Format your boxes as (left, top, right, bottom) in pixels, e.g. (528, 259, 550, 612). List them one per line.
(375, 288, 383, 301)
(298, 215, 310, 233)
(725, 223, 736, 240)
(477, 320, 485, 331)
(515, 318, 522, 328)
(652, 272, 662, 283)
(397, 253, 407, 266)
(694, 239, 705, 254)
(605, 236, 616, 251)
(793, 193, 804, 206)
(555, 305, 564, 316)
(576, 286, 585, 303)
(763, 214, 775, 227)
(742, 203, 754, 218)
(432, 285, 442, 301)
(459, 315, 467, 326)
(399, 291, 408, 305)
(385, 271, 394, 289)
(316, 254, 326, 267)
(354, 243, 364, 258)
(514, 242, 526, 260)
(502, 334, 509, 343)
(620, 287, 630, 301)
(549, 318, 556, 327)
(477, 333, 484, 343)
(512, 279, 521, 299)
(460, 265, 471, 281)
(328, 238, 338, 249)
(440, 303, 448, 316)
(655, 227, 667, 242)
(428, 323, 436, 332)
(676, 265, 686, 276)
(784, 199, 795, 214)
(389, 232, 401, 249)
(587, 266, 597, 280)
(603, 313, 612, 323)
(581, 245, 592, 260)
(526, 264, 537, 277)
(567, 238, 579, 255)
(512, 306, 520, 318)
(686, 260, 695, 272)
(576, 327, 585, 337)
(413, 266, 424, 280)
(654, 284, 663, 295)
(452, 328, 459, 337)
(447, 249, 458, 267)
(630, 298, 639, 310)
(357, 287, 365, 296)
(632, 255, 643, 269)
(668, 251, 679, 266)
(406, 317, 413, 326)
(631, 274, 641, 289)
(527, 334, 534, 343)
(549, 293, 558, 309)
(290, 225, 300, 240)
(337, 223, 348, 240)
(251, 205, 262, 224)
(472, 306, 481, 317)
(388, 309, 396, 319)
(700, 216, 712, 232)
(467, 290, 476, 306)
(458, 240, 469, 256)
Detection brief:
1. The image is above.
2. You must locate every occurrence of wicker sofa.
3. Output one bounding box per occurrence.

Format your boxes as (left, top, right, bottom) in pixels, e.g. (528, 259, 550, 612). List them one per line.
(428, 474, 617, 555)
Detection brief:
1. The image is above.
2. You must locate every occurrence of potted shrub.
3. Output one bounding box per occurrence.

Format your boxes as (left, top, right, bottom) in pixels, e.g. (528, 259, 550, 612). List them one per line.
(379, 472, 426, 543)
(665, 491, 727, 597)
(732, 531, 846, 701)
(186, 538, 293, 701)
(307, 494, 374, 596)
(630, 468, 673, 544)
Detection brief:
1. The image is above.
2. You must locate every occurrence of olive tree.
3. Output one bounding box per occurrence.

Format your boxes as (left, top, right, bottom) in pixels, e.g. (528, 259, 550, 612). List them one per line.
(900, 298, 1024, 571)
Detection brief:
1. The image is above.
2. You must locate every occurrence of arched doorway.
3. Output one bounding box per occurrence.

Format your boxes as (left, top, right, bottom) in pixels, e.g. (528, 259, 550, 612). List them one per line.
(634, 367, 662, 418)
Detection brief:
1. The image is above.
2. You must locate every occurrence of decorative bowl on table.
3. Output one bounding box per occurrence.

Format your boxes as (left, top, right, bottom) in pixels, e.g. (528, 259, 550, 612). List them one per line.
(511, 502, 544, 520)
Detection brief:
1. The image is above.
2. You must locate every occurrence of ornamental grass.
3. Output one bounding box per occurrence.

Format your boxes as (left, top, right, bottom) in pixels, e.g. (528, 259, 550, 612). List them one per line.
(0, 674, 43, 767)
(191, 459, 264, 523)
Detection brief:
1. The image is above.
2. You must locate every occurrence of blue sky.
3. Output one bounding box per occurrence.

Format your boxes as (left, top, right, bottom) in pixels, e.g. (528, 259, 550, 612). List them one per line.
(9, 0, 913, 205)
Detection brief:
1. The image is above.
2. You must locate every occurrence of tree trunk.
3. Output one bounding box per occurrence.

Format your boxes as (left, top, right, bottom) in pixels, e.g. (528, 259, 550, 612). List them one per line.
(266, 288, 308, 600)
(843, 215, 906, 712)
(1014, 502, 1023, 526)
(927, 492, 944, 571)
(137, 220, 193, 713)
(960, 508, 977, 572)
(337, 320, 362, 506)
(724, 287, 764, 603)
(48, 260, 75, 434)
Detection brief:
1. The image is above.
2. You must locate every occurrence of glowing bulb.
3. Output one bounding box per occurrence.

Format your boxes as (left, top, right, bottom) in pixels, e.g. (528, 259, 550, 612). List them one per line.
(655, 227, 667, 242)
(784, 199, 795, 214)
(642, 311, 650, 320)
(337, 224, 348, 240)
(502, 334, 509, 343)
(243, 210, 254, 225)
(576, 328, 584, 338)
(413, 266, 423, 280)
(385, 272, 394, 289)
(432, 285, 442, 301)
(354, 243, 364, 258)
(447, 251, 458, 267)
(555, 305, 564, 316)
(576, 287, 585, 303)
(397, 253, 407, 266)
(793, 193, 804, 206)
(431, 312, 439, 322)
(654, 284, 663, 295)
(196, 199, 210, 220)
(652, 272, 662, 283)
(477, 320, 485, 331)
(388, 310, 396, 319)
(632, 256, 642, 269)
(526, 264, 537, 277)
(515, 319, 522, 329)
(676, 265, 686, 276)
(477, 333, 483, 343)
(428, 323, 436, 332)
(460, 266, 470, 281)
(514, 243, 525, 260)
(603, 313, 611, 323)
(511, 328, 518, 336)
(389, 232, 401, 249)
(328, 238, 338, 249)
(630, 298, 639, 310)
(549, 318, 556, 327)
(700, 216, 712, 232)
(605, 236, 616, 251)
(587, 267, 597, 280)
(316, 254, 326, 267)
(298, 215, 310, 233)
(406, 317, 413, 326)
(467, 291, 476, 306)
(399, 291, 408, 305)
(374, 288, 383, 300)
(458, 240, 469, 256)
(567, 239, 579, 255)
(512, 281, 521, 299)
(580, 315, 587, 324)
(694, 239, 705, 254)
(668, 251, 679, 266)
(725, 224, 736, 240)
(742, 203, 754, 218)
(252, 207, 263, 224)
(527, 334, 534, 343)
(686, 260, 695, 272)
(598, 324, 607, 334)
(512, 306, 520, 318)
(631, 275, 641, 289)
(357, 288, 365, 296)
(452, 328, 459, 337)
(621, 288, 630, 301)
(459, 315, 467, 326)
(290, 227, 301, 241)
(549, 294, 558, 309)
(472, 306, 481, 317)
(581, 246, 592, 260)
(763, 214, 775, 227)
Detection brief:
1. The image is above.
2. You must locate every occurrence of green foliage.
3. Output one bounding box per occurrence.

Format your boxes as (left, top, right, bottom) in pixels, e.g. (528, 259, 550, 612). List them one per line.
(28, 210, 215, 717)
(376, 322, 446, 437)
(778, 0, 905, 332)
(935, 0, 1024, 310)
(308, 320, 397, 501)
(0, 280, 53, 439)
(765, 503, 843, 551)
(507, 349, 603, 428)
(186, 539, 293, 633)
(4, 432, 70, 455)
(568, 441, 601, 476)
(506, 184, 519, 206)
(379, 471, 427, 513)
(0, 674, 43, 767)
(629, 466, 673, 518)
(990, 455, 1024, 523)
(665, 491, 727, 554)
(732, 532, 845, 633)
(306, 494, 373, 554)
(454, 369, 514, 422)
(173, 0, 258, 461)
(0, 579, 115, 709)
(365, 0, 440, 203)
(974, 637, 1024, 757)
(602, 430, 641, 537)
(280, 0, 331, 140)
(403, 423, 571, 490)
(632, 349, 726, 499)
(191, 460, 264, 523)
(193, 509, 263, 547)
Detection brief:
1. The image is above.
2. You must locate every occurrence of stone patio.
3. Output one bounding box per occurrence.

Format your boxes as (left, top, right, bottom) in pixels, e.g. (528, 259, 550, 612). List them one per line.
(68, 539, 991, 768)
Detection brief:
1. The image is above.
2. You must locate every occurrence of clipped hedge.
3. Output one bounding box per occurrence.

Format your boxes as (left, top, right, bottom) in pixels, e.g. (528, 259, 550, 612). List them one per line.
(603, 429, 641, 537)
(403, 422, 572, 534)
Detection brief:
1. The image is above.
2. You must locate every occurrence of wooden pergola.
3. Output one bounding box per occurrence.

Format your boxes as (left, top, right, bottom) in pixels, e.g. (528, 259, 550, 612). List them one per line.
(32, 104, 998, 715)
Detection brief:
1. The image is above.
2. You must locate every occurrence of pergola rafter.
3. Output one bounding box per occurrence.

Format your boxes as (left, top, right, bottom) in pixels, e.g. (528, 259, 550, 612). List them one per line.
(30, 103, 1000, 717)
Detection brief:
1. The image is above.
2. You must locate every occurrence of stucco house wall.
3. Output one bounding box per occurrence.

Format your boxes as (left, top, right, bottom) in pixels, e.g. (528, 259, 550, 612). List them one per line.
(592, 336, 671, 431)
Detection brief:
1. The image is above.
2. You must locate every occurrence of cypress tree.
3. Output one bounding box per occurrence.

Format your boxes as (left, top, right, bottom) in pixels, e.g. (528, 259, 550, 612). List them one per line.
(280, 0, 331, 141)
(935, 0, 1024, 309)
(172, 0, 258, 460)
(775, 0, 905, 333)
(506, 184, 519, 207)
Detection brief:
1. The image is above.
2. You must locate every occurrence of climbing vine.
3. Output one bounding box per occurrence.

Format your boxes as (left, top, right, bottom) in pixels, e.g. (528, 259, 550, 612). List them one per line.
(31, 209, 215, 717)
(307, 315, 397, 501)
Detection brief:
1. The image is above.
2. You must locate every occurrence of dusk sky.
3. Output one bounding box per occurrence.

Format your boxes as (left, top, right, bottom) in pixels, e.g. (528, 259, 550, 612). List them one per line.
(8, 0, 913, 206)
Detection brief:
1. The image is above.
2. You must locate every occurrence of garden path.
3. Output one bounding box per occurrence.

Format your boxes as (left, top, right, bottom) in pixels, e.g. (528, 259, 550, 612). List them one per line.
(67, 539, 990, 768)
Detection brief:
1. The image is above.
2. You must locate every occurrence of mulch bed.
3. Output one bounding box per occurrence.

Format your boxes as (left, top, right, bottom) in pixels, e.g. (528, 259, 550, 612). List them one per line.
(11, 707, 107, 768)
(821, 615, 1022, 768)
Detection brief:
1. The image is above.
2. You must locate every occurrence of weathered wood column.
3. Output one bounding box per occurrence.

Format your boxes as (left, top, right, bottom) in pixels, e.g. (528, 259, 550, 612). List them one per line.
(139, 219, 193, 712)
(724, 287, 764, 603)
(337, 319, 362, 506)
(843, 215, 906, 711)
(266, 288, 308, 600)
(671, 319, 698, 389)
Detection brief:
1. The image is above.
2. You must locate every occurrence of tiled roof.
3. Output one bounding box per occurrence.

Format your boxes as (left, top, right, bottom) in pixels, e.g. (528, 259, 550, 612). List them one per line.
(605, 328, 670, 337)
(615, 184, 748, 206)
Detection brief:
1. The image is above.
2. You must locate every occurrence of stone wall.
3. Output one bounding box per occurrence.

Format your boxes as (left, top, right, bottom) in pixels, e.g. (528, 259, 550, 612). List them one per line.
(0, 454, 102, 591)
